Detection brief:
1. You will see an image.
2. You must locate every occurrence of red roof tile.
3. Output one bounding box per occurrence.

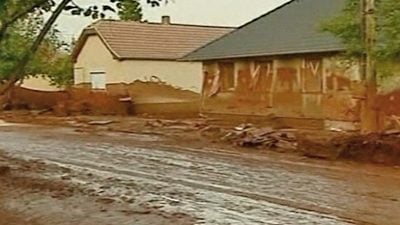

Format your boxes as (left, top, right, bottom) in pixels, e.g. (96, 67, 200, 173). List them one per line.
(73, 20, 234, 61)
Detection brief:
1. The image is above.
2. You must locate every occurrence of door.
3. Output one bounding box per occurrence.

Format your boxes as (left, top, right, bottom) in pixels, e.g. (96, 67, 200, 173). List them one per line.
(90, 71, 106, 90)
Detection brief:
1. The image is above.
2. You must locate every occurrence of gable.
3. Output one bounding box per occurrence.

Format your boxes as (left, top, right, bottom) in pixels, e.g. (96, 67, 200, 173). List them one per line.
(75, 35, 115, 66)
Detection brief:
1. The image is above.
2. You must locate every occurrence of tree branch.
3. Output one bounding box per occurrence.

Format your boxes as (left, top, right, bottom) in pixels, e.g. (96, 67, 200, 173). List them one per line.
(0, 0, 49, 44)
(0, 0, 71, 95)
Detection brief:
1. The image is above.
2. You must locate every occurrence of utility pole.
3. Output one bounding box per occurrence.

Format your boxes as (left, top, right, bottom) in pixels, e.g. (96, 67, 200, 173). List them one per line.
(361, 0, 379, 133)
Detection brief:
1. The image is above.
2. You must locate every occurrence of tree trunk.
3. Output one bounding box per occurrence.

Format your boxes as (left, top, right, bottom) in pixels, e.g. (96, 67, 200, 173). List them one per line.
(0, 0, 71, 95)
(360, 0, 381, 133)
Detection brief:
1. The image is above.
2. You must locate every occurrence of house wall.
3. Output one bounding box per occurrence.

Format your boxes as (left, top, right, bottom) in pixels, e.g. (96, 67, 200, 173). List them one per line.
(74, 35, 203, 94)
(21, 77, 63, 92)
(201, 54, 362, 127)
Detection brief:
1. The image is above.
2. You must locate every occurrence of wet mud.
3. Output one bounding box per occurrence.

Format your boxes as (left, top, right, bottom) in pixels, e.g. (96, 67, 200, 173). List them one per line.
(0, 124, 399, 224)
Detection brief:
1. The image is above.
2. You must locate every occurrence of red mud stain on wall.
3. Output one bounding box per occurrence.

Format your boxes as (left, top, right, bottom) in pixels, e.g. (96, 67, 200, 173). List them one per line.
(326, 73, 352, 91)
(376, 90, 400, 117)
(302, 58, 323, 92)
(201, 58, 361, 123)
(235, 64, 255, 105)
(276, 68, 298, 92)
(322, 94, 361, 121)
(251, 62, 273, 106)
(274, 67, 302, 117)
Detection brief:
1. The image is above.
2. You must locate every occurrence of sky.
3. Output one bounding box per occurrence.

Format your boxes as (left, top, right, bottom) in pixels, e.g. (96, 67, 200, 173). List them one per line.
(57, 0, 290, 41)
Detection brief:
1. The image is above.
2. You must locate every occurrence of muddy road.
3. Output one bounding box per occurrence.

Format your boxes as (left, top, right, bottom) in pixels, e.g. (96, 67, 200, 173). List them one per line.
(0, 124, 399, 225)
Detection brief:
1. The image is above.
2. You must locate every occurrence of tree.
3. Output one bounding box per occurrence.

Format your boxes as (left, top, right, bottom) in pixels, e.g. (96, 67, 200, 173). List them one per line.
(322, 0, 400, 61)
(0, 13, 72, 86)
(0, 0, 165, 94)
(321, 0, 400, 132)
(118, 0, 143, 21)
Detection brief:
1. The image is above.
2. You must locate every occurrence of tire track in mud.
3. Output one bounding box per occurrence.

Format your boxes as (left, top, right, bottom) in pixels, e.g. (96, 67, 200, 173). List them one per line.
(37, 156, 367, 225)
(0, 126, 395, 225)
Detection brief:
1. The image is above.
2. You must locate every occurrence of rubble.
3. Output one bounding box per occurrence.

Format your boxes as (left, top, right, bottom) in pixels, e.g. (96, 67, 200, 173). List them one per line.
(297, 133, 342, 160)
(331, 132, 400, 165)
(296, 130, 400, 165)
(222, 124, 297, 150)
(145, 119, 208, 130)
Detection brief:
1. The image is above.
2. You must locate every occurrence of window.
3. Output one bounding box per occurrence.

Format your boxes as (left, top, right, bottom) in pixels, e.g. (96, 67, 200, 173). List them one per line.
(219, 63, 235, 91)
(90, 71, 106, 90)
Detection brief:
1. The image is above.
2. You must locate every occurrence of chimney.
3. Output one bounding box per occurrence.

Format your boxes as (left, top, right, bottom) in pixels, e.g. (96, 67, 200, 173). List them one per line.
(161, 16, 171, 25)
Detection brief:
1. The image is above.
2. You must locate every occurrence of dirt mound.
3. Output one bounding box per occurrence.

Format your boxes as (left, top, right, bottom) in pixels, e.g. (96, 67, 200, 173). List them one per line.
(297, 131, 400, 165)
(297, 132, 343, 160)
(331, 132, 400, 165)
(5, 83, 200, 117)
(8, 86, 69, 110)
(126, 80, 200, 103)
(5, 87, 132, 116)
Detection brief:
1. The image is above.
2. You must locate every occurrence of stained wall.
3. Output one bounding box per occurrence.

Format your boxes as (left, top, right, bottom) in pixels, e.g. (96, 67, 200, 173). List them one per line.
(201, 54, 362, 124)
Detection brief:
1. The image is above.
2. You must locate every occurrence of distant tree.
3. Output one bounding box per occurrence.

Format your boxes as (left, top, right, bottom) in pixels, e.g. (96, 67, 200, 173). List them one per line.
(118, 0, 143, 21)
(321, 0, 400, 61)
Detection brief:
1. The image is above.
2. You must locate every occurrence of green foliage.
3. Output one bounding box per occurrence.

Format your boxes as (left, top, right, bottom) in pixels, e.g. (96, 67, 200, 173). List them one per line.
(321, 0, 363, 58)
(118, 0, 142, 21)
(0, 13, 73, 86)
(321, 0, 400, 60)
(378, 0, 400, 59)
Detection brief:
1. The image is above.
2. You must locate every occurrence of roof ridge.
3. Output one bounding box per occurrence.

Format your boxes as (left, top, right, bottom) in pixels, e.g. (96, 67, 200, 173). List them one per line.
(94, 19, 235, 30)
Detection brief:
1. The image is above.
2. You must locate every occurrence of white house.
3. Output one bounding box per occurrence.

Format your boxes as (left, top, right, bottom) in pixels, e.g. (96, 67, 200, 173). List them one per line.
(72, 17, 234, 98)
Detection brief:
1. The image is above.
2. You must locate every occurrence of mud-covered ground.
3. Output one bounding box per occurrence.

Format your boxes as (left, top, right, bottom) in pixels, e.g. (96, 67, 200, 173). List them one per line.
(0, 120, 399, 225)
(0, 146, 195, 225)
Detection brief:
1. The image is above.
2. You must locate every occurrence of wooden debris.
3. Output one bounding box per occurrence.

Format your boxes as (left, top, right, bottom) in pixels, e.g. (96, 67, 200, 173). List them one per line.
(223, 125, 297, 150)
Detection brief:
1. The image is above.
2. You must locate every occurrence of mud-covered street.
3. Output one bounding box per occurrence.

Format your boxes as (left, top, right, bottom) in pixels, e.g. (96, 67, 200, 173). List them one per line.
(0, 123, 400, 225)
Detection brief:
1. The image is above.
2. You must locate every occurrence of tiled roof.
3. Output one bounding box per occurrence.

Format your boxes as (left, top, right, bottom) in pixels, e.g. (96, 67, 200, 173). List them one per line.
(73, 20, 234, 61)
(183, 0, 346, 61)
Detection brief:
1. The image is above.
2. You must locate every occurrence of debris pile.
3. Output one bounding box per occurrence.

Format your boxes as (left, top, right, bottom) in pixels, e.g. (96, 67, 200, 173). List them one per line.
(222, 124, 297, 150)
(330, 130, 400, 165)
(145, 119, 208, 130)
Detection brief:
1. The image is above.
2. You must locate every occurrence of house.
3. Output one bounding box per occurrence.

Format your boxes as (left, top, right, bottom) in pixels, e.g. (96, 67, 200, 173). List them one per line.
(21, 77, 63, 92)
(183, 0, 366, 130)
(72, 17, 234, 106)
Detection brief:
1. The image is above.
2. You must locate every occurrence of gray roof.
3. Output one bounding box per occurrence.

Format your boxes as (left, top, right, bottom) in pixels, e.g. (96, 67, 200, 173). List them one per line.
(183, 0, 346, 61)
